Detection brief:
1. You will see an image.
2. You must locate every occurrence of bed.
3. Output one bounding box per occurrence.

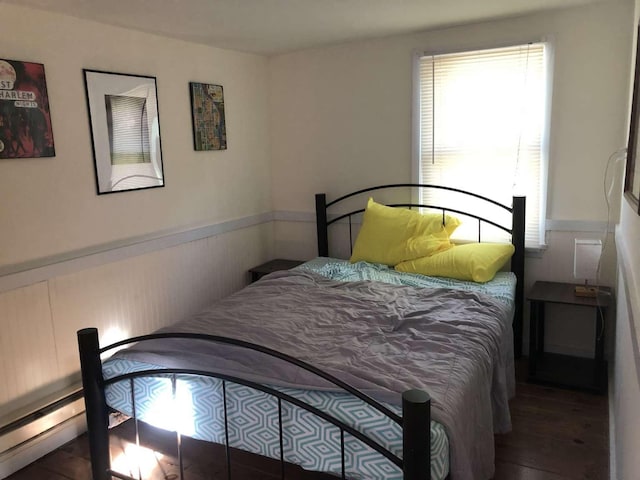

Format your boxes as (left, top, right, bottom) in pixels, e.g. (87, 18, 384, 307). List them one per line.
(78, 184, 525, 480)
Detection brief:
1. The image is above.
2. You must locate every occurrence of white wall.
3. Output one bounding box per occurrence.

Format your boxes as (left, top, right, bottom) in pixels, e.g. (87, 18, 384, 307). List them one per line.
(612, 200, 640, 479)
(0, 0, 274, 448)
(0, 4, 272, 269)
(269, 1, 633, 356)
(606, 0, 640, 476)
(269, 2, 631, 217)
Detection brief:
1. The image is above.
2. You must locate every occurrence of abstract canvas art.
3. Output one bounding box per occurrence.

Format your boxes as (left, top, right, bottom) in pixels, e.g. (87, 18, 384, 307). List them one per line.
(190, 82, 227, 151)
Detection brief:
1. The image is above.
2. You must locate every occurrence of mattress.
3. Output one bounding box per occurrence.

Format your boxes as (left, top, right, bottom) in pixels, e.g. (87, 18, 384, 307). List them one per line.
(103, 258, 516, 479)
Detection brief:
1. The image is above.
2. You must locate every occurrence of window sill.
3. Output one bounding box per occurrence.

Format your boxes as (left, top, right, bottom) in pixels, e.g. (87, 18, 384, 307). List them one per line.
(525, 245, 547, 258)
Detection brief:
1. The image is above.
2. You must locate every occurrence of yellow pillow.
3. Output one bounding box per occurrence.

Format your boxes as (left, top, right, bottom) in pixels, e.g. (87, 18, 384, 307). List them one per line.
(395, 242, 515, 283)
(350, 198, 460, 266)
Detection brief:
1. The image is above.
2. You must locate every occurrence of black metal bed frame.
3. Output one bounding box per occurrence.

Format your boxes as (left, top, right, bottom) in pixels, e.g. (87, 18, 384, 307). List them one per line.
(315, 184, 526, 358)
(78, 184, 524, 480)
(78, 328, 432, 480)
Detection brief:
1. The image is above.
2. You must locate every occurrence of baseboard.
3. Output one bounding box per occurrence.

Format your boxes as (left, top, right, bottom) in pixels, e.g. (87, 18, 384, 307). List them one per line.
(0, 387, 86, 479)
(0, 396, 84, 455)
(0, 413, 86, 479)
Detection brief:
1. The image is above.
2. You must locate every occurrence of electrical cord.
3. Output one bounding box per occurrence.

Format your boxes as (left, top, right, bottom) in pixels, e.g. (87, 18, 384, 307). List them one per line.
(595, 147, 626, 340)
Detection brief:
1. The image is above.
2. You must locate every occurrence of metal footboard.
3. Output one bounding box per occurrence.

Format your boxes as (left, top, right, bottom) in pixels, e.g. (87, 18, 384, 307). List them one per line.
(78, 328, 432, 480)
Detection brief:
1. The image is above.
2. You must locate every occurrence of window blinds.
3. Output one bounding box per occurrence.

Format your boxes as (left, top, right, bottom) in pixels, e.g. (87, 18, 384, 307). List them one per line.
(105, 94, 151, 165)
(418, 43, 546, 248)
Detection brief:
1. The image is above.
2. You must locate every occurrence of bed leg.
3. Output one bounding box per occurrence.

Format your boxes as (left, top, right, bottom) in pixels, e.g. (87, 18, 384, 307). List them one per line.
(402, 389, 431, 480)
(511, 196, 526, 359)
(78, 328, 111, 480)
(315, 193, 329, 257)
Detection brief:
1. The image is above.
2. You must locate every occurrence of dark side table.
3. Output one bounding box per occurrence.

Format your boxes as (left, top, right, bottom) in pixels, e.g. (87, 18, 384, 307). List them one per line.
(527, 281, 611, 394)
(249, 259, 304, 282)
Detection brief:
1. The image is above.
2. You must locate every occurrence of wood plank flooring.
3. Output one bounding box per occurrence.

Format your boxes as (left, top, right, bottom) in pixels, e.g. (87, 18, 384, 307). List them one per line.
(6, 363, 609, 480)
(494, 382, 608, 479)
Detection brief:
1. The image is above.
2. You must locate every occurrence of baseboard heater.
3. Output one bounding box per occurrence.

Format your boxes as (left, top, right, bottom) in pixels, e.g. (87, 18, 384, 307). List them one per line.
(0, 385, 85, 457)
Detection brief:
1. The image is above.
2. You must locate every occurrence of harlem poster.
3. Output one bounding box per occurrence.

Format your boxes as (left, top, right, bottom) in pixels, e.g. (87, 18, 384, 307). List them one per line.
(0, 59, 55, 158)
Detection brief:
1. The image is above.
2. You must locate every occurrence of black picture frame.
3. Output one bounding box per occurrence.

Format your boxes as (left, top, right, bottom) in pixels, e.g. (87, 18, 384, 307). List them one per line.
(83, 69, 164, 195)
(625, 24, 640, 213)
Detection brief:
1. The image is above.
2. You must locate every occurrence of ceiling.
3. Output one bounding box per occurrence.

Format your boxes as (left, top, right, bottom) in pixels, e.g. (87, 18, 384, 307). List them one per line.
(3, 0, 605, 55)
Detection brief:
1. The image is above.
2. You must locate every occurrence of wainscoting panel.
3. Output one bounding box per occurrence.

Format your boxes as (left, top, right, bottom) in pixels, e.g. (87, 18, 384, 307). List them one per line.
(50, 223, 273, 379)
(0, 282, 59, 419)
(0, 222, 273, 423)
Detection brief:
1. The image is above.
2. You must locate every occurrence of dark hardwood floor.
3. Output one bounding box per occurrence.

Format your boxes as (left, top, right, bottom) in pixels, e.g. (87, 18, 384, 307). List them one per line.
(494, 382, 608, 479)
(7, 360, 609, 480)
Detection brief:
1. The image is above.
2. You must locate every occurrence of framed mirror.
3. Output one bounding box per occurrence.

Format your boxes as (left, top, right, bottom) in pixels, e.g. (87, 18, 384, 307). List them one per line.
(625, 24, 640, 212)
(83, 69, 164, 194)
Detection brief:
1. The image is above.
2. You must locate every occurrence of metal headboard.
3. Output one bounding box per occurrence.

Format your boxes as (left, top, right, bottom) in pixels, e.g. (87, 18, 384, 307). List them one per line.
(315, 183, 525, 358)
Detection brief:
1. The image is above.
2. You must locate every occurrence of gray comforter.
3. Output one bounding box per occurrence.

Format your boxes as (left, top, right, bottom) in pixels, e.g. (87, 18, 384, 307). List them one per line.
(116, 269, 513, 479)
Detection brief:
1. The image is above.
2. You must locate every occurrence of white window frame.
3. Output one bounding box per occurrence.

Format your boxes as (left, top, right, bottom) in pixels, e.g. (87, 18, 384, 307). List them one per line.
(411, 39, 554, 249)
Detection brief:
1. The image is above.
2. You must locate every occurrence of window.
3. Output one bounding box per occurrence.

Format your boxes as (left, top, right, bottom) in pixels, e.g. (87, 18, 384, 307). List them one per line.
(415, 43, 549, 248)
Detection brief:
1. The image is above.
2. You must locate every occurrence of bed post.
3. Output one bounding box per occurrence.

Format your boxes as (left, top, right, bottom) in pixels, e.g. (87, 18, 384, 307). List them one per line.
(315, 193, 329, 257)
(78, 328, 111, 480)
(402, 389, 431, 480)
(511, 196, 526, 359)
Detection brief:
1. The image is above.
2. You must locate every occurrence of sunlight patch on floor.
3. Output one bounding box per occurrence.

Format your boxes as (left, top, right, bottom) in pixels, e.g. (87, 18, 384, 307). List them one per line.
(111, 442, 164, 479)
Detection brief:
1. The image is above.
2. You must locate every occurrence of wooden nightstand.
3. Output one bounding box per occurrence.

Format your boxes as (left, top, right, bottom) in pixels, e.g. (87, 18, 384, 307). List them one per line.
(249, 259, 304, 282)
(527, 281, 611, 394)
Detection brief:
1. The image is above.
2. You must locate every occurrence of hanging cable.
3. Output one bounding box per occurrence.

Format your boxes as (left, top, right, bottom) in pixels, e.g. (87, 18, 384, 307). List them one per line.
(595, 147, 627, 341)
(597, 147, 627, 283)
